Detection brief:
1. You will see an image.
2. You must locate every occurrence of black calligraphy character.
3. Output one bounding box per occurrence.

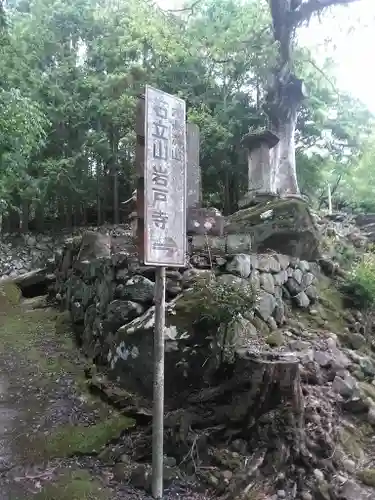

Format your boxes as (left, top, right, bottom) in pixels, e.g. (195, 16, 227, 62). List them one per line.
(153, 138, 168, 160)
(172, 105, 184, 123)
(171, 140, 184, 162)
(153, 100, 168, 120)
(152, 210, 168, 230)
(152, 120, 168, 140)
(152, 187, 168, 206)
(152, 164, 168, 187)
(152, 118, 169, 160)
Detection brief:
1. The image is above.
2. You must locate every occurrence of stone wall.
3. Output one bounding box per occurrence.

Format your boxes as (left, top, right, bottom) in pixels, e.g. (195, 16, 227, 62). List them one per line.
(1, 208, 373, 281)
(47, 217, 375, 500)
(0, 233, 59, 277)
(54, 230, 320, 400)
(0, 225, 133, 279)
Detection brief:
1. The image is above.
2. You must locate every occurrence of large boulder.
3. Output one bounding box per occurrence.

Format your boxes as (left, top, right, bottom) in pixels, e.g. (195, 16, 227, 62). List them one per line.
(106, 298, 211, 402)
(225, 198, 320, 260)
(76, 231, 111, 262)
(105, 283, 257, 403)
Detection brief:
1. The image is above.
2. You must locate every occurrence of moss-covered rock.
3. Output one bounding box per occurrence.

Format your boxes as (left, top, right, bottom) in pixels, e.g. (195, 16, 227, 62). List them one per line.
(226, 198, 320, 260)
(266, 331, 284, 347)
(339, 426, 365, 460)
(360, 382, 375, 402)
(0, 281, 21, 309)
(357, 468, 375, 487)
(106, 276, 258, 403)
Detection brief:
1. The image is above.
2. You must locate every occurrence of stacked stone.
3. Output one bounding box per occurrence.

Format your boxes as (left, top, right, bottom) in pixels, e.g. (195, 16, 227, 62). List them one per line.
(0, 233, 58, 277)
(0, 224, 133, 279)
(55, 231, 319, 370)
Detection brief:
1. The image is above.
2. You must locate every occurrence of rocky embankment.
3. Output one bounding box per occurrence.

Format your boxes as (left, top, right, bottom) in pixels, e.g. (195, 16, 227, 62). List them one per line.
(48, 210, 375, 500)
(3, 208, 375, 499)
(0, 225, 131, 279)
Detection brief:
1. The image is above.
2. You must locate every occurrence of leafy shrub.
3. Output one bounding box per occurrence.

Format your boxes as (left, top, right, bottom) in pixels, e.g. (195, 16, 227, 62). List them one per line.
(177, 273, 257, 365)
(182, 274, 257, 330)
(179, 273, 256, 331)
(342, 253, 375, 310)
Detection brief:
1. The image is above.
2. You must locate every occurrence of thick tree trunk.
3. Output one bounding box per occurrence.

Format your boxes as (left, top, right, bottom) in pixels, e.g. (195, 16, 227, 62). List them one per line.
(266, 0, 306, 196)
(35, 204, 44, 232)
(21, 199, 29, 233)
(97, 161, 102, 226)
(113, 167, 119, 224)
(266, 0, 358, 196)
(270, 109, 299, 195)
(121, 351, 309, 483)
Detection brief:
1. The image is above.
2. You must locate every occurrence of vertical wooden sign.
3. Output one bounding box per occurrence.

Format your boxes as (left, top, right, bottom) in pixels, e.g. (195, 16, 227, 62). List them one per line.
(144, 85, 187, 267)
(138, 85, 187, 500)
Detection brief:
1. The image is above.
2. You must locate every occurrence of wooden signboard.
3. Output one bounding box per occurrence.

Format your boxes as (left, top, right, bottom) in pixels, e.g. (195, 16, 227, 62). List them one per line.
(144, 85, 187, 267)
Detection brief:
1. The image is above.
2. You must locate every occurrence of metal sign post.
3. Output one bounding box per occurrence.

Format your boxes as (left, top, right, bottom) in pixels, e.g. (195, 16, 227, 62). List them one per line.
(143, 85, 187, 499)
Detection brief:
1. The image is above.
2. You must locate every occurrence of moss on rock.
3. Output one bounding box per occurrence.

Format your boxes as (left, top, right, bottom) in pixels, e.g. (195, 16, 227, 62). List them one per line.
(359, 382, 375, 402)
(339, 427, 365, 460)
(226, 198, 320, 260)
(0, 282, 21, 309)
(266, 331, 284, 347)
(357, 468, 375, 487)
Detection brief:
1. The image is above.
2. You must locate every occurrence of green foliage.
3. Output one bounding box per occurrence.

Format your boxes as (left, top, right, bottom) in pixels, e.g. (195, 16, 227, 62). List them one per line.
(0, 0, 374, 227)
(0, 88, 48, 211)
(182, 274, 256, 331)
(335, 134, 375, 212)
(342, 253, 375, 310)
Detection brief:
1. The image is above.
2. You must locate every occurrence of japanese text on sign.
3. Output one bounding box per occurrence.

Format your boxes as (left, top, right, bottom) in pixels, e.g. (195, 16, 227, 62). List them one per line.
(144, 85, 187, 267)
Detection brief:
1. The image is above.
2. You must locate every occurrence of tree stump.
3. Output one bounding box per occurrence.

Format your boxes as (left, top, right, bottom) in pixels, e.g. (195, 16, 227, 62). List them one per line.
(140, 350, 310, 481)
(187, 351, 306, 462)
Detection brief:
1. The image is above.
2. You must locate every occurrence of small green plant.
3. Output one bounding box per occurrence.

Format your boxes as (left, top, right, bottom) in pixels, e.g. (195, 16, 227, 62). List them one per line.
(177, 274, 257, 363)
(342, 253, 375, 310)
(185, 274, 256, 330)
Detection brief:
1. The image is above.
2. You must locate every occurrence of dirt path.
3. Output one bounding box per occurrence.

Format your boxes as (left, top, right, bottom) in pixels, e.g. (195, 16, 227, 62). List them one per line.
(0, 284, 206, 500)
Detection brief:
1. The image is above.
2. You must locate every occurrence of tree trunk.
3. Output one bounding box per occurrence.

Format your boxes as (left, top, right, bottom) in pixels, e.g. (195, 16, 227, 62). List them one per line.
(2, 211, 10, 234)
(113, 166, 119, 224)
(97, 161, 102, 226)
(35, 204, 44, 232)
(58, 197, 65, 227)
(266, 0, 306, 196)
(82, 203, 87, 226)
(104, 350, 316, 500)
(270, 109, 299, 195)
(266, 0, 358, 196)
(21, 198, 29, 233)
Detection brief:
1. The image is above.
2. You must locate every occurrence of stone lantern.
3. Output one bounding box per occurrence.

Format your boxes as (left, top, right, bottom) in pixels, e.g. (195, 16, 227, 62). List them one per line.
(239, 129, 279, 208)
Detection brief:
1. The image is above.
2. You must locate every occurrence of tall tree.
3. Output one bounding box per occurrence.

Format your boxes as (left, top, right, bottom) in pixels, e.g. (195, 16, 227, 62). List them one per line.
(0, 0, 372, 230)
(266, 0, 362, 195)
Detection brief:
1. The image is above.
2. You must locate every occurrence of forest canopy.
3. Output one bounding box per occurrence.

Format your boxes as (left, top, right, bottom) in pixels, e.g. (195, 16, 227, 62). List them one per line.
(0, 0, 374, 231)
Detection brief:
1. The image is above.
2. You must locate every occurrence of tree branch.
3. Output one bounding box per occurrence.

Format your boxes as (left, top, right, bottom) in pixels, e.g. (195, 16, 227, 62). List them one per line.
(318, 173, 342, 208)
(163, 0, 201, 13)
(292, 0, 361, 24)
